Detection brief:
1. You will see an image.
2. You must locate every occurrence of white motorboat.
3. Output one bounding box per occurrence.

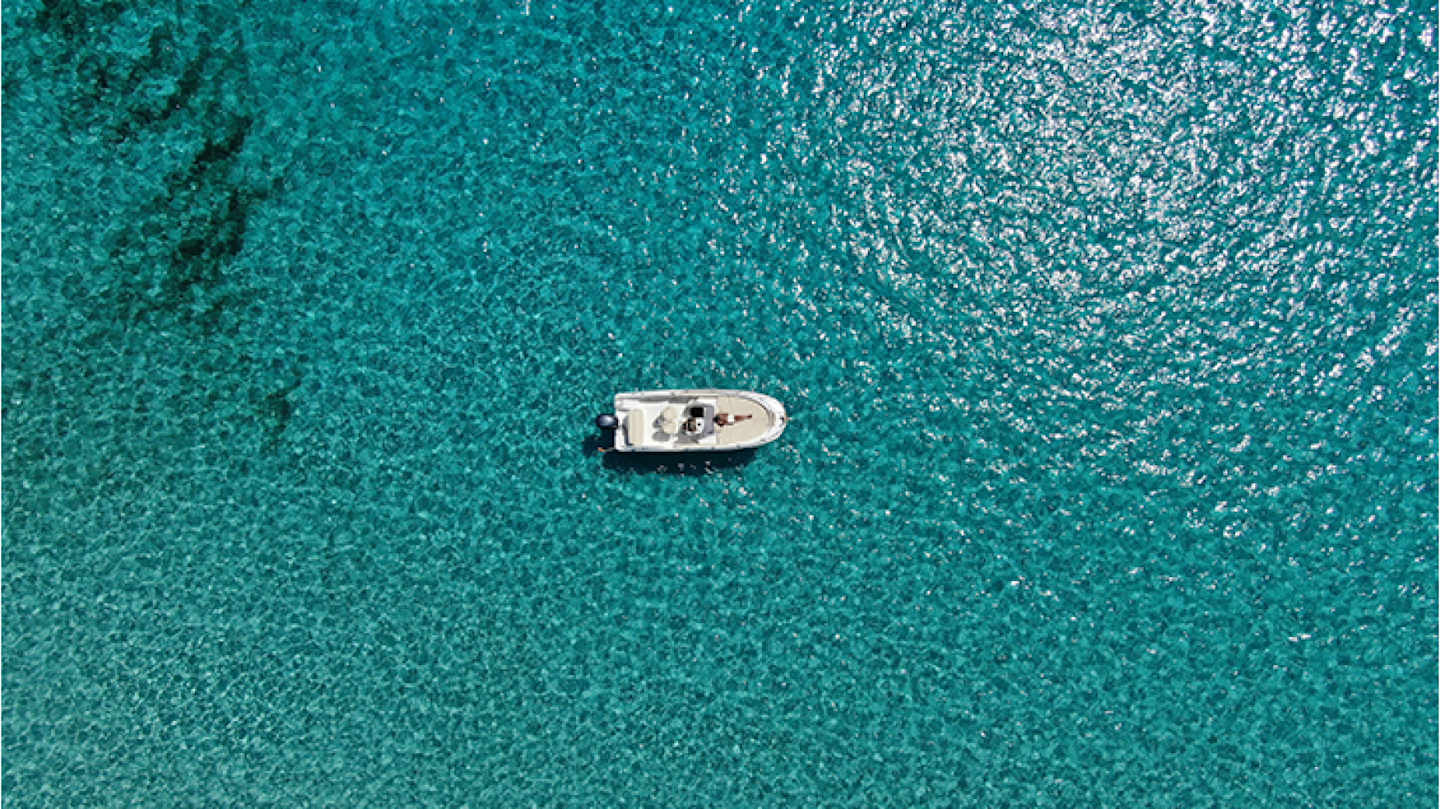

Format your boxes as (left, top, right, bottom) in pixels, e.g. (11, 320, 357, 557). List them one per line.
(595, 389, 788, 453)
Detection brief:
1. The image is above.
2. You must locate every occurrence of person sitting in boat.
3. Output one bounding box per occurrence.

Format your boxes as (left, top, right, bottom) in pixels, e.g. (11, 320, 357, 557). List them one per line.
(713, 412, 753, 427)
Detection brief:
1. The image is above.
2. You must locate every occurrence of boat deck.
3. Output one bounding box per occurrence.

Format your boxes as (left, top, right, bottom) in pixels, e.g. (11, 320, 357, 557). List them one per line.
(713, 395, 772, 444)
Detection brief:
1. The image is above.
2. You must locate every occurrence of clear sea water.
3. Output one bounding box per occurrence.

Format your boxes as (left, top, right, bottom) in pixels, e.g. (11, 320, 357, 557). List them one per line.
(2, 0, 1436, 805)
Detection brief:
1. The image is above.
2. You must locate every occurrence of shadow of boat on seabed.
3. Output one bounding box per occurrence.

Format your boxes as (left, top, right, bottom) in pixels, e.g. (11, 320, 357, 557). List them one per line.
(582, 431, 757, 475)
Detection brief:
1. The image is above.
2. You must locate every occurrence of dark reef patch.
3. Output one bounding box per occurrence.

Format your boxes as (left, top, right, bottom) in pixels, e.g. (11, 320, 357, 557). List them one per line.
(9, 0, 305, 456)
(23, 1, 269, 333)
(256, 375, 303, 454)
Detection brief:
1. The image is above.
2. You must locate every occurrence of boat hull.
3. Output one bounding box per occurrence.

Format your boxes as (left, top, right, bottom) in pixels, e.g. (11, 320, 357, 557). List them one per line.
(609, 389, 787, 453)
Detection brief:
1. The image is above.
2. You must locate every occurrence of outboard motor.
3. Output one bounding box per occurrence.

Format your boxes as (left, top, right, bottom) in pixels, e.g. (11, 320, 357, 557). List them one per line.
(595, 413, 619, 430)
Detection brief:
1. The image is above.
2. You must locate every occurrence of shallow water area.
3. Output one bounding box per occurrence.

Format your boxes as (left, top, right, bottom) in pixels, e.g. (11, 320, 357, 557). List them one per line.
(2, 0, 1436, 806)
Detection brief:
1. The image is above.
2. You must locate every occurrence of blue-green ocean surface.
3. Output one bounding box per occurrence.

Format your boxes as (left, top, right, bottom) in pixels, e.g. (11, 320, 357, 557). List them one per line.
(3, 0, 1436, 805)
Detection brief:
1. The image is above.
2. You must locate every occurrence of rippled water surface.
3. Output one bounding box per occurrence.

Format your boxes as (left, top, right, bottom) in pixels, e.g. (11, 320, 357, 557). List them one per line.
(3, 0, 1436, 805)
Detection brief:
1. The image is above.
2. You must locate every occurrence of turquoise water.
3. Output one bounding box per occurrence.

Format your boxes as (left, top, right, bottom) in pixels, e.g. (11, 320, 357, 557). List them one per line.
(3, 0, 1436, 805)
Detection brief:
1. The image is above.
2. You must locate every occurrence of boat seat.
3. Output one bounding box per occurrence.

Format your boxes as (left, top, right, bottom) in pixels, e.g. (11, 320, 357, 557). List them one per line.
(626, 410, 647, 446)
